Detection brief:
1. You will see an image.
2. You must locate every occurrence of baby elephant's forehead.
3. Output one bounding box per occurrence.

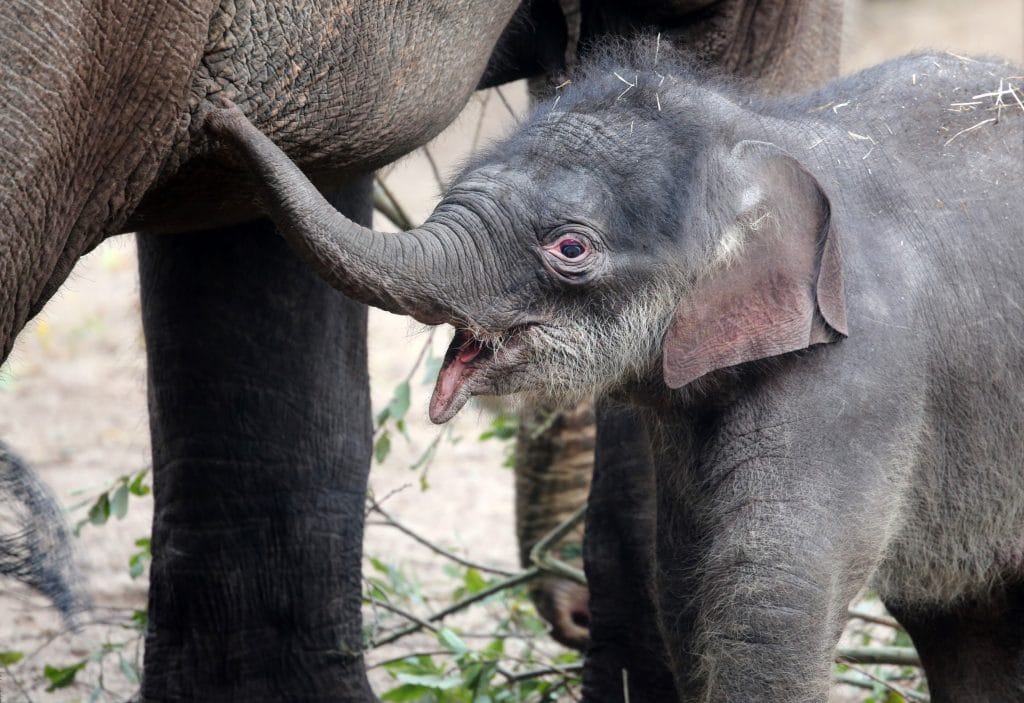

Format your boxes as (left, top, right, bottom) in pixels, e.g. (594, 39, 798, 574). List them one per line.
(522, 111, 630, 164)
(463, 161, 600, 206)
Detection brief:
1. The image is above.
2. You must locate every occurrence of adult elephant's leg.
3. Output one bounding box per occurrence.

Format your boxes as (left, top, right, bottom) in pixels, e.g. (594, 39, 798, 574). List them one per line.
(582, 404, 676, 703)
(137, 180, 376, 702)
(514, 400, 594, 649)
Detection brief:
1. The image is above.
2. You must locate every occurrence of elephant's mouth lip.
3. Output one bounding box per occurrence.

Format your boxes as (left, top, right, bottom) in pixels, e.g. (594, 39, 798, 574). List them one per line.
(429, 325, 533, 424)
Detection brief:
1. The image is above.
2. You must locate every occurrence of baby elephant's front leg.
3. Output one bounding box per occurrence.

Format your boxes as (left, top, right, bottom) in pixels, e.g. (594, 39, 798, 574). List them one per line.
(653, 440, 887, 702)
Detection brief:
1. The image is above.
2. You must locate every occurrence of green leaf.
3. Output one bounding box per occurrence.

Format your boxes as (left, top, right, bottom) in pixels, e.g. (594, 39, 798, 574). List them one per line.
(119, 654, 140, 683)
(111, 483, 129, 519)
(44, 660, 87, 691)
(0, 650, 24, 665)
(129, 538, 151, 579)
(422, 350, 442, 385)
(381, 684, 435, 702)
(482, 638, 505, 659)
(388, 382, 411, 422)
(479, 414, 517, 442)
(130, 609, 148, 630)
(437, 628, 469, 655)
(463, 568, 487, 595)
(375, 431, 392, 464)
(558, 543, 583, 561)
(396, 672, 462, 690)
(129, 470, 150, 496)
(88, 493, 111, 526)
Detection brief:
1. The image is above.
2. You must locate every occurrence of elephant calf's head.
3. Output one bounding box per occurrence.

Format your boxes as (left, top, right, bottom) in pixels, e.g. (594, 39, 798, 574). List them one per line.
(424, 48, 846, 422)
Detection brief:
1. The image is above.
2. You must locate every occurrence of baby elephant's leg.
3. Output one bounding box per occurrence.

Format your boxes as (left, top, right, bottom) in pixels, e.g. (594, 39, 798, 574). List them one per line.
(653, 428, 890, 702)
(887, 586, 1024, 703)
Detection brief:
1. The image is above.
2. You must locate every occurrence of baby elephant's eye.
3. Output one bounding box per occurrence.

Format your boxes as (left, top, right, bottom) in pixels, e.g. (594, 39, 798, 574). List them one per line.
(541, 226, 602, 284)
(559, 240, 585, 259)
(544, 233, 591, 263)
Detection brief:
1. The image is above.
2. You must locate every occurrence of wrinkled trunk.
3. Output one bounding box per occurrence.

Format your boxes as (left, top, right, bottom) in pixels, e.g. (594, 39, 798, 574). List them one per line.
(207, 107, 480, 327)
(138, 181, 376, 702)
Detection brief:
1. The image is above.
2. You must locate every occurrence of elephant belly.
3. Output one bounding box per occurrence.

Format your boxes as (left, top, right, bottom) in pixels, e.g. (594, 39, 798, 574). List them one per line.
(127, 0, 519, 234)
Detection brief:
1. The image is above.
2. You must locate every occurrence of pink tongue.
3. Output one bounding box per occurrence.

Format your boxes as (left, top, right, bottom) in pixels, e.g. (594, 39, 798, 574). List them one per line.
(429, 336, 484, 423)
(430, 357, 471, 423)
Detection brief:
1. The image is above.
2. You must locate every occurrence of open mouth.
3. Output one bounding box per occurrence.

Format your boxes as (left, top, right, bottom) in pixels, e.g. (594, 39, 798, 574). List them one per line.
(429, 326, 531, 424)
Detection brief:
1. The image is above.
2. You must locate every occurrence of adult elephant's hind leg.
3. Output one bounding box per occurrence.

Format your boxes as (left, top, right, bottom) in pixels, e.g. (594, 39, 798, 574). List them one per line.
(887, 585, 1024, 703)
(137, 180, 377, 702)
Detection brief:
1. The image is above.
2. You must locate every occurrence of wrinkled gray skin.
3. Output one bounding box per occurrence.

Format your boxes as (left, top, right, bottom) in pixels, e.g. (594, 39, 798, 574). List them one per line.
(209, 48, 1024, 701)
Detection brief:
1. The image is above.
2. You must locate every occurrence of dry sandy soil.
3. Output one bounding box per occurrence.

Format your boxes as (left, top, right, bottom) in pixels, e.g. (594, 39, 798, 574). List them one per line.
(1, 1, 1021, 700)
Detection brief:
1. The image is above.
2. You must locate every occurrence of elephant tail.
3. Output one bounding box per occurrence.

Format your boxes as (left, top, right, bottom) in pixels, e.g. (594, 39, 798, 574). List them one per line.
(0, 441, 90, 625)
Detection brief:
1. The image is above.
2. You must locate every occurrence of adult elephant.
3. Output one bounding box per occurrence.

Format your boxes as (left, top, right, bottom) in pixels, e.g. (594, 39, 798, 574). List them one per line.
(1, 2, 566, 700)
(513, 0, 845, 650)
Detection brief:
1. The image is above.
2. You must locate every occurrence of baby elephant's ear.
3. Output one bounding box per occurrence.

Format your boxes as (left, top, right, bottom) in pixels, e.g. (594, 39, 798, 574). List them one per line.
(662, 140, 848, 389)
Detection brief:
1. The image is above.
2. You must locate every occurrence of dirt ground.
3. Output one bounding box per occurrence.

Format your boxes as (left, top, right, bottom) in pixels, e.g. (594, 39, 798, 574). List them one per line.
(1, 1, 1021, 700)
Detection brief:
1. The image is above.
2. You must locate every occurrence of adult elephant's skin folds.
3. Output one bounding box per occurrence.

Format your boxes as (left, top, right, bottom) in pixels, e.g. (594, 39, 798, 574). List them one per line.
(0, 0, 217, 361)
(131, 0, 520, 235)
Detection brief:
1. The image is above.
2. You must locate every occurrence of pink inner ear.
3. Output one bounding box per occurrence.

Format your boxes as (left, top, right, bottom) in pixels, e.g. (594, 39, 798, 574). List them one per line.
(662, 273, 820, 389)
(661, 143, 847, 390)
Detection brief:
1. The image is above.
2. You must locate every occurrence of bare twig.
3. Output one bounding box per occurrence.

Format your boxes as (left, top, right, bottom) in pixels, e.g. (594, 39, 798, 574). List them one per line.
(835, 663, 930, 702)
(373, 178, 415, 230)
(944, 118, 997, 146)
(368, 498, 515, 577)
(529, 504, 587, 585)
(470, 90, 492, 152)
(403, 329, 436, 385)
(367, 650, 451, 671)
(494, 86, 520, 123)
(367, 596, 440, 635)
(2, 662, 36, 703)
(499, 661, 584, 683)
(370, 566, 542, 647)
(847, 607, 902, 630)
(421, 143, 446, 192)
(836, 646, 920, 667)
(612, 72, 637, 100)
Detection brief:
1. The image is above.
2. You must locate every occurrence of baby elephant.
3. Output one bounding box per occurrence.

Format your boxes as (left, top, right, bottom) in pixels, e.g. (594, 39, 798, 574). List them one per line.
(208, 46, 1024, 702)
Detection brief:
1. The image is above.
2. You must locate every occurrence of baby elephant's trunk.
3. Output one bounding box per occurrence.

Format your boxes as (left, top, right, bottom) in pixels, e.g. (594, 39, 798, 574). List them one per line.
(204, 104, 475, 328)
